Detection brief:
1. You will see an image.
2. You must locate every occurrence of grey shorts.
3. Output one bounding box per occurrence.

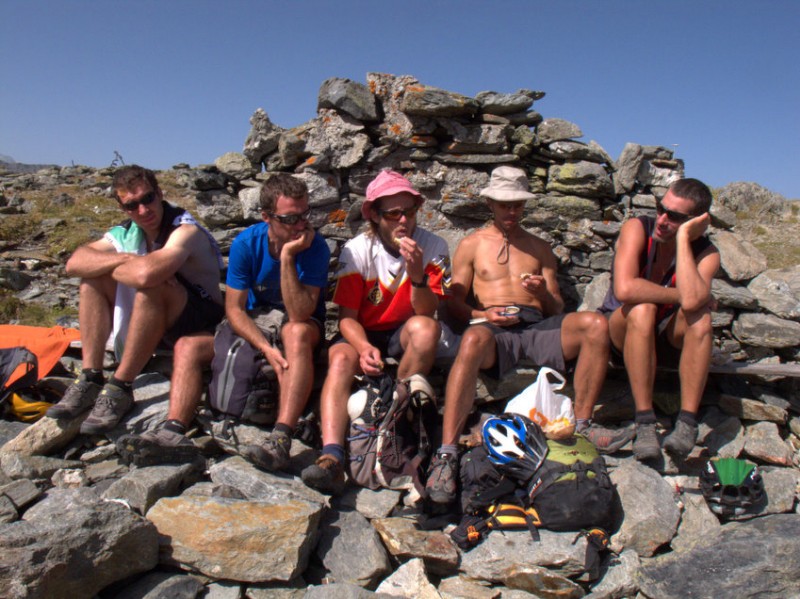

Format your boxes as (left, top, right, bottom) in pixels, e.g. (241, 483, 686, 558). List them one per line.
(479, 310, 566, 379)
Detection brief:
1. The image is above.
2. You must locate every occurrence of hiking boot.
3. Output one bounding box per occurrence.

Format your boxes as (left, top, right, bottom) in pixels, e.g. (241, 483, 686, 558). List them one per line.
(426, 451, 459, 505)
(301, 453, 346, 495)
(582, 423, 636, 454)
(79, 383, 134, 434)
(116, 420, 200, 467)
(241, 430, 291, 472)
(46, 377, 101, 419)
(663, 420, 699, 459)
(632, 422, 661, 461)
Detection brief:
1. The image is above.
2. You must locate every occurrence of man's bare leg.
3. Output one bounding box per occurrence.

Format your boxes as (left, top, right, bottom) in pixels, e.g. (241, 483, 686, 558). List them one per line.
(46, 274, 117, 418)
(609, 303, 661, 460)
(168, 332, 215, 426)
(300, 342, 359, 494)
(609, 303, 658, 413)
(440, 325, 498, 446)
(560, 312, 609, 420)
(114, 283, 187, 381)
(275, 321, 321, 429)
(662, 306, 713, 457)
(77, 274, 117, 369)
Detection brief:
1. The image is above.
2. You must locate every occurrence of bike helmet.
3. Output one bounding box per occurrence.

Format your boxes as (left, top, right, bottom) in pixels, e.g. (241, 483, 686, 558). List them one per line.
(699, 457, 765, 517)
(482, 413, 548, 482)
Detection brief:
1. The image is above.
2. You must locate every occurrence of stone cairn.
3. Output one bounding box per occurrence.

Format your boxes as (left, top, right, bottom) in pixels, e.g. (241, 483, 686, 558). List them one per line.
(1, 73, 800, 598)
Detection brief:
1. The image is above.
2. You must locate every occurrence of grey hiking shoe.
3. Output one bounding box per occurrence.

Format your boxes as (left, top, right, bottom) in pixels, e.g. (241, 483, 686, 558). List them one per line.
(583, 423, 636, 454)
(116, 420, 200, 467)
(426, 452, 459, 505)
(301, 453, 346, 495)
(79, 383, 134, 434)
(633, 422, 661, 461)
(242, 430, 291, 472)
(46, 377, 101, 419)
(663, 420, 699, 459)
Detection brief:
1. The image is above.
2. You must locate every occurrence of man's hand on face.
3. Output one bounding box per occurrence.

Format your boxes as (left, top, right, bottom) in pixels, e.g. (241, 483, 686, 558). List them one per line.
(359, 346, 384, 376)
(521, 274, 548, 300)
(678, 213, 710, 242)
(281, 225, 315, 259)
(397, 237, 424, 281)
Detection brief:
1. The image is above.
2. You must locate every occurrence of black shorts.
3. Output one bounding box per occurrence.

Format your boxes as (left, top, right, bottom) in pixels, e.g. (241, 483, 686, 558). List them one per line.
(162, 284, 224, 347)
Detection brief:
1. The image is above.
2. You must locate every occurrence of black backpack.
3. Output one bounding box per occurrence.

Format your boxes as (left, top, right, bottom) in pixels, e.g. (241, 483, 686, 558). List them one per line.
(0, 347, 38, 406)
(526, 434, 616, 532)
(207, 319, 278, 425)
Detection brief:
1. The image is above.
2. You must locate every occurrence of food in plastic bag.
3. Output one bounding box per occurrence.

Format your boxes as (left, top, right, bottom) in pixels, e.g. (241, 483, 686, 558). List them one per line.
(505, 367, 576, 440)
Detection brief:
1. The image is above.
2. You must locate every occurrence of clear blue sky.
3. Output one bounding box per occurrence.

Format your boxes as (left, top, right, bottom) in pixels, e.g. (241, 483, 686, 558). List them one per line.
(2, 0, 798, 199)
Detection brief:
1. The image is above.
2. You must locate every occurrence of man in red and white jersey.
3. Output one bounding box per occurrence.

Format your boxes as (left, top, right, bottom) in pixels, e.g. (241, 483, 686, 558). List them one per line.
(301, 169, 451, 494)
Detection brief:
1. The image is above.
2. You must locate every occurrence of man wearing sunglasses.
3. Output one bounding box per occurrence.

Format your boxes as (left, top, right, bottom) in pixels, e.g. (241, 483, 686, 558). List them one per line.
(426, 166, 631, 506)
(598, 178, 719, 462)
(223, 173, 330, 473)
(301, 169, 451, 494)
(47, 165, 224, 438)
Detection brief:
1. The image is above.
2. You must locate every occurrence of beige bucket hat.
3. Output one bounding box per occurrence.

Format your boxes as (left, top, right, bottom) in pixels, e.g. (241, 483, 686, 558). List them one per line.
(479, 166, 536, 202)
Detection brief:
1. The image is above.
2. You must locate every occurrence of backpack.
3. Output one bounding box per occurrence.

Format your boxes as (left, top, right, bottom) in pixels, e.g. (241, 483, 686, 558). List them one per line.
(207, 314, 281, 425)
(0, 347, 55, 422)
(346, 372, 436, 499)
(0, 347, 38, 404)
(526, 434, 616, 532)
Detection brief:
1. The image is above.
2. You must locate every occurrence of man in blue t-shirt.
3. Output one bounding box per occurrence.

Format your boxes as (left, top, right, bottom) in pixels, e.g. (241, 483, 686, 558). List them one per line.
(225, 173, 330, 472)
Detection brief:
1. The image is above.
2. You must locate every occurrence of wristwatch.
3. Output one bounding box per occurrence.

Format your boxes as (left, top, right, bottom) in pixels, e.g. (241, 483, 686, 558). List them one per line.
(411, 274, 429, 288)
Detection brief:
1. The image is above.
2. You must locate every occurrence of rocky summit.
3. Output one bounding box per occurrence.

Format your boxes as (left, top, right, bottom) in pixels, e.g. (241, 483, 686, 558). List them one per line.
(1, 73, 800, 598)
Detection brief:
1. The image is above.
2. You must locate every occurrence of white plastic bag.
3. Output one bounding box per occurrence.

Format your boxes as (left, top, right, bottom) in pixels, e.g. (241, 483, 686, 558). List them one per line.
(505, 367, 576, 440)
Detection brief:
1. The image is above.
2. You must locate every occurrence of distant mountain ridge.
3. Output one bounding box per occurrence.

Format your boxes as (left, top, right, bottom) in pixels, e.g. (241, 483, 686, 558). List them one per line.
(0, 155, 59, 174)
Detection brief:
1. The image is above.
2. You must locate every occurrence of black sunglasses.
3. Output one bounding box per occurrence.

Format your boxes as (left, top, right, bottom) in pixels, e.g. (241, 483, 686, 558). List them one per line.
(270, 209, 311, 225)
(119, 191, 157, 212)
(379, 206, 418, 221)
(655, 201, 693, 224)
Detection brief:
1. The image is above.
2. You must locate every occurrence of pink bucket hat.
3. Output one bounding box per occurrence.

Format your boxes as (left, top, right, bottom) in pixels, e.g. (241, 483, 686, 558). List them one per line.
(362, 170, 422, 220)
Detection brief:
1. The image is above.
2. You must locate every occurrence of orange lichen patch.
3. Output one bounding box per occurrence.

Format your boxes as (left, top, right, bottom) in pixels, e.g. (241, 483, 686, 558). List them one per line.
(390, 124, 402, 135)
(303, 156, 317, 166)
(369, 81, 377, 93)
(407, 85, 425, 93)
(327, 209, 347, 224)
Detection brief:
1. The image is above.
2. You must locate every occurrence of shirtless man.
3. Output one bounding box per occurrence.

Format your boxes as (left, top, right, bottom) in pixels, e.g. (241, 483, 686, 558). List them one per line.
(426, 166, 632, 505)
(47, 165, 224, 435)
(598, 178, 719, 461)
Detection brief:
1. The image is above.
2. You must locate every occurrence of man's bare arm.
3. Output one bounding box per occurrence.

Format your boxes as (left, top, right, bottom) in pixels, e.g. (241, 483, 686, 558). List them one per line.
(445, 236, 479, 323)
(280, 226, 320, 321)
(338, 306, 383, 375)
(65, 238, 135, 278)
(225, 287, 288, 371)
(675, 214, 719, 311)
(112, 225, 198, 288)
(527, 242, 564, 316)
(612, 219, 680, 305)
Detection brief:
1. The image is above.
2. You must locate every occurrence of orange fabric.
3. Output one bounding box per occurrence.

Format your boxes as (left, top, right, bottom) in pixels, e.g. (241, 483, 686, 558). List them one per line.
(0, 325, 81, 385)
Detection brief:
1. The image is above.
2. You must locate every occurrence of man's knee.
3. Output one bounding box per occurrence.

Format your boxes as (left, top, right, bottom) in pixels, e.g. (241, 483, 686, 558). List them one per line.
(625, 302, 658, 331)
(173, 334, 214, 367)
(327, 344, 358, 374)
(404, 316, 441, 347)
(456, 327, 493, 365)
(281, 321, 319, 351)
